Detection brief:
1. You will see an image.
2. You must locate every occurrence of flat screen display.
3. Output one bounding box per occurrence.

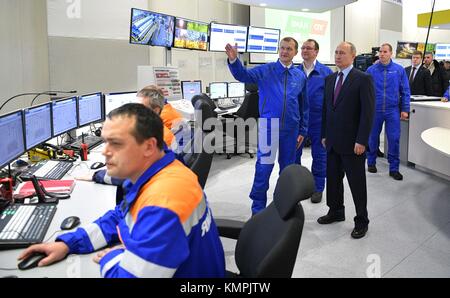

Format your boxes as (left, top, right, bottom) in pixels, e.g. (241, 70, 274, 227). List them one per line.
(174, 17, 208, 51)
(130, 8, 175, 47)
(24, 103, 52, 150)
(247, 26, 280, 54)
(209, 22, 247, 53)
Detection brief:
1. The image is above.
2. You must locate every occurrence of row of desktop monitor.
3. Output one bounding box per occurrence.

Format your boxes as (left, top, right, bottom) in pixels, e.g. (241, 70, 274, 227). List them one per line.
(0, 82, 246, 169)
(130, 8, 280, 54)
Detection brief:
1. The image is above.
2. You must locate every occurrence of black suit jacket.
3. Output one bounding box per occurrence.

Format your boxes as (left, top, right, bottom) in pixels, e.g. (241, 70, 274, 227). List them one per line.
(321, 68, 375, 154)
(405, 65, 433, 96)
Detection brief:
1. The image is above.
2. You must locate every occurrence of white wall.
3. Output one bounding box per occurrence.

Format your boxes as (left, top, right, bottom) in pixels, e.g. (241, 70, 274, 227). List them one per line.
(402, 0, 450, 44)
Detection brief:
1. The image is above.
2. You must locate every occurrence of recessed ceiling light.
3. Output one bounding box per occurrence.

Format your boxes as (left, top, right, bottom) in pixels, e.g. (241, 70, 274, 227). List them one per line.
(433, 26, 439, 29)
(260, 3, 267, 7)
(302, 8, 310, 12)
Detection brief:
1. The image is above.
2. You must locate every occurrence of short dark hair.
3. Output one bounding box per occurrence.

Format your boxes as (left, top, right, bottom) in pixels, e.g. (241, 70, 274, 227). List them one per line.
(306, 39, 319, 50)
(412, 50, 423, 58)
(107, 103, 164, 149)
(381, 43, 393, 52)
(281, 37, 298, 51)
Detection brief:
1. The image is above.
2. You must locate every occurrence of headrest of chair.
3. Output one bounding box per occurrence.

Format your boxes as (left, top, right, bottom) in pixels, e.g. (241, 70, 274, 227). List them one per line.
(245, 83, 258, 93)
(192, 94, 217, 132)
(273, 164, 315, 220)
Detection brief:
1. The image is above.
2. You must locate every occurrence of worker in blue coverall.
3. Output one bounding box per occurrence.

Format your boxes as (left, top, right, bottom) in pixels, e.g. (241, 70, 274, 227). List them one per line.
(366, 43, 410, 181)
(295, 39, 333, 203)
(225, 37, 309, 215)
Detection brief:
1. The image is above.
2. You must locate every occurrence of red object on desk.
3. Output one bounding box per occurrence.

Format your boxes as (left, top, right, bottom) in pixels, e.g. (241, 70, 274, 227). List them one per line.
(16, 179, 75, 197)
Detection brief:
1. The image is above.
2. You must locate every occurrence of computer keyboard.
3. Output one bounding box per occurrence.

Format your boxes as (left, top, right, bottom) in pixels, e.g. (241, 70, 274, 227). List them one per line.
(0, 204, 57, 249)
(217, 98, 239, 110)
(69, 135, 103, 150)
(27, 160, 73, 180)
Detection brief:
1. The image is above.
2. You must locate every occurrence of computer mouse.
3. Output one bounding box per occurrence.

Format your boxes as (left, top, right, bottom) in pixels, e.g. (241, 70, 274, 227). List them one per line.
(90, 162, 105, 170)
(60, 216, 81, 230)
(18, 252, 47, 270)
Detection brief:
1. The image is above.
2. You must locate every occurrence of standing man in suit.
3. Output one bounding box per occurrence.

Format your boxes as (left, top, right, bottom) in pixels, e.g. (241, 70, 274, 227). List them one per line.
(405, 51, 433, 96)
(319, 42, 375, 239)
(366, 43, 410, 181)
(296, 39, 333, 203)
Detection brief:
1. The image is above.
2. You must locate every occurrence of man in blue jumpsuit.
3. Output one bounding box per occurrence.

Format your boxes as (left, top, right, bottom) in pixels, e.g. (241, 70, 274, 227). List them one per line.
(225, 37, 309, 215)
(296, 39, 333, 203)
(366, 43, 410, 180)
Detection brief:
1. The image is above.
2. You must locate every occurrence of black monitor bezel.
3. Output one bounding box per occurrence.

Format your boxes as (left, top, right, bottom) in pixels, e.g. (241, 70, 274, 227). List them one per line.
(0, 109, 25, 169)
(227, 82, 246, 98)
(51, 96, 78, 138)
(23, 101, 53, 151)
(246, 25, 281, 54)
(208, 22, 248, 53)
(181, 80, 203, 100)
(77, 92, 104, 128)
(103, 91, 138, 116)
(129, 8, 175, 48)
(173, 17, 209, 52)
(209, 82, 229, 99)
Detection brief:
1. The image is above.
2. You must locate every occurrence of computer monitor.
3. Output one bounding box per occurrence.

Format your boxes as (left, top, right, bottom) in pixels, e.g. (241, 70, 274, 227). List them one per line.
(23, 102, 52, 150)
(435, 43, 450, 60)
(78, 92, 103, 127)
(227, 82, 246, 98)
(209, 22, 248, 53)
(129, 8, 175, 47)
(246, 26, 280, 54)
(181, 80, 202, 101)
(104, 92, 138, 115)
(209, 82, 228, 99)
(51, 97, 78, 137)
(174, 17, 208, 51)
(0, 110, 25, 169)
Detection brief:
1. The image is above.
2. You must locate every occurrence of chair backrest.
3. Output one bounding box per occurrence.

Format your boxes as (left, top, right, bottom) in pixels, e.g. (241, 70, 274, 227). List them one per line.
(235, 83, 259, 120)
(234, 164, 315, 277)
(184, 94, 216, 188)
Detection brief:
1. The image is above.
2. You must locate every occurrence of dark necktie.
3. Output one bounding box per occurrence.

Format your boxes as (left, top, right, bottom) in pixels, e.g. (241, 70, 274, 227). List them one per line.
(333, 72, 343, 105)
(409, 67, 416, 85)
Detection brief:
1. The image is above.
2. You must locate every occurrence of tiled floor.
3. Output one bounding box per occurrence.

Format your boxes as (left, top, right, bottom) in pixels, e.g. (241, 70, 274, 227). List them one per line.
(205, 147, 450, 278)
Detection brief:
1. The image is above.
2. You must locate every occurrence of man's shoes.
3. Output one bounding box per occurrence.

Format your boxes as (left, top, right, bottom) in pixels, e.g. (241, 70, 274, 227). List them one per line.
(311, 192, 322, 203)
(351, 226, 368, 239)
(367, 165, 377, 173)
(389, 171, 403, 180)
(377, 149, 384, 157)
(317, 214, 345, 224)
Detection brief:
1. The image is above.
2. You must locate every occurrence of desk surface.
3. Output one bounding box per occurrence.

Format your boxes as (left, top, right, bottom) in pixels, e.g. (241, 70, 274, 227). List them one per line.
(421, 127, 450, 157)
(0, 147, 117, 278)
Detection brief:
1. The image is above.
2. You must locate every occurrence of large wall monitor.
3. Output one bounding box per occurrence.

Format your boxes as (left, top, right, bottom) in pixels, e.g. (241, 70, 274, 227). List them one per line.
(51, 97, 78, 137)
(435, 43, 450, 61)
(0, 110, 25, 168)
(247, 26, 280, 54)
(209, 22, 248, 53)
(174, 17, 208, 51)
(130, 8, 175, 47)
(23, 103, 52, 150)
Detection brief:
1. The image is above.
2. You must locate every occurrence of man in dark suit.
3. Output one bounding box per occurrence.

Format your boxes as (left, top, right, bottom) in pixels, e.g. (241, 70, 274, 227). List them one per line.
(405, 51, 433, 96)
(319, 41, 375, 239)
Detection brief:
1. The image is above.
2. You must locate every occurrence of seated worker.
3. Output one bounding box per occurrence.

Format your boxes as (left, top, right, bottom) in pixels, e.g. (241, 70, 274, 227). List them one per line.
(92, 85, 189, 185)
(18, 103, 225, 278)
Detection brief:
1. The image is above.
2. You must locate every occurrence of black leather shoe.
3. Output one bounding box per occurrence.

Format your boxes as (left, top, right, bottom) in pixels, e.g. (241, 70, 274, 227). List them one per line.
(367, 165, 377, 173)
(377, 149, 384, 157)
(311, 192, 322, 203)
(389, 171, 403, 180)
(351, 226, 368, 239)
(317, 214, 345, 224)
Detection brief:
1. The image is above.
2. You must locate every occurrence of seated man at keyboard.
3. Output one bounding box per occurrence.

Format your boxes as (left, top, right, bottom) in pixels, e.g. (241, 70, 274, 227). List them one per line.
(18, 103, 225, 278)
(92, 85, 190, 186)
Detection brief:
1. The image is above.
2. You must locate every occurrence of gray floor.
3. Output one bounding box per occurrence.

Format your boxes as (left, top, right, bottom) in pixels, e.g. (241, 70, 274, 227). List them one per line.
(205, 148, 450, 278)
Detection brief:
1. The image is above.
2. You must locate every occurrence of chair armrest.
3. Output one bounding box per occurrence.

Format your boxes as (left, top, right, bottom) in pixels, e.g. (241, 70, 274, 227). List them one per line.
(215, 218, 245, 240)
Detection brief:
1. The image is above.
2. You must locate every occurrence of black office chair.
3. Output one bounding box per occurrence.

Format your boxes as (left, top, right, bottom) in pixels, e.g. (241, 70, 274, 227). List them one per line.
(221, 83, 259, 159)
(216, 164, 315, 278)
(182, 94, 217, 188)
